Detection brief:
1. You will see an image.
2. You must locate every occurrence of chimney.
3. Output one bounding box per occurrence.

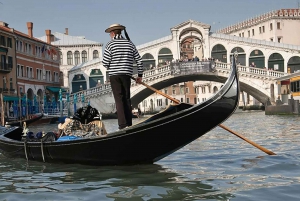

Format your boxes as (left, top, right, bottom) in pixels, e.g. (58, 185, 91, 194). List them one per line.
(27, 22, 33, 38)
(65, 28, 68, 35)
(0, 21, 9, 27)
(45, 29, 51, 44)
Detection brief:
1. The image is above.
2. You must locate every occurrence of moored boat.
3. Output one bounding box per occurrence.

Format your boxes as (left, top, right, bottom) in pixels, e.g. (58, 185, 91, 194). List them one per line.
(0, 58, 239, 166)
(5, 113, 44, 127)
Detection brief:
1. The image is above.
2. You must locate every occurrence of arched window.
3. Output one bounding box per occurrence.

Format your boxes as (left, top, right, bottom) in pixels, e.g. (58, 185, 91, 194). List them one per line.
(82, 50, 87, 62)
(93, 50, 99, 59)
(74, 51, 80, 65)
(67, 51, 73, 65)
(59, 51, 62, 64)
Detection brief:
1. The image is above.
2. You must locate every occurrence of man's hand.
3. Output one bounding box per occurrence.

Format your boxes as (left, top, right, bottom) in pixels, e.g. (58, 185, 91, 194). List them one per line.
(136, 77, 142, 84)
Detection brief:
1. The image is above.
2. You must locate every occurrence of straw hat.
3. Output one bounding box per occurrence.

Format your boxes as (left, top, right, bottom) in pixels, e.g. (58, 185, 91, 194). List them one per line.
(105, 23, 125, 33)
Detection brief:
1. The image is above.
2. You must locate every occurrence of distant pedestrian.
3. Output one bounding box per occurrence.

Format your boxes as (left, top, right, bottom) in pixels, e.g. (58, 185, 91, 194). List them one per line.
(9, 104, 14, 117)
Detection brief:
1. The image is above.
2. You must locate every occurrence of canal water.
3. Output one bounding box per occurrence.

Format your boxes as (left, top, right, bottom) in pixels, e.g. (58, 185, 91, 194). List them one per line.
(0, 111, 299, 201)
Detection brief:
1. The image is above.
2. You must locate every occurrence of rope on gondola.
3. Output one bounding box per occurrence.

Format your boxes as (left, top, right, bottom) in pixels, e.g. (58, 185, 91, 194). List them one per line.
(41, 140, 45, 162)
(23, 140, 28, 161)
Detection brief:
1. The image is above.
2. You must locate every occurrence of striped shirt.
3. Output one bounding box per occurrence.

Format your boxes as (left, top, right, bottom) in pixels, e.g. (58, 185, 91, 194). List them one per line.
(102, 35, 143, 77)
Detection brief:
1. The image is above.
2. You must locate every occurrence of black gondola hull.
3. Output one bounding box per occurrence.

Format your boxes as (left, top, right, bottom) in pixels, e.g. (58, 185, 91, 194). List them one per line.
(0, 60, 239, 166)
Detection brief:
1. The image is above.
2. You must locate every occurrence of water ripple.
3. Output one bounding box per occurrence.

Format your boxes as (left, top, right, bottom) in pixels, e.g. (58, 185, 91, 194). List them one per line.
(0, 111, 299, 200)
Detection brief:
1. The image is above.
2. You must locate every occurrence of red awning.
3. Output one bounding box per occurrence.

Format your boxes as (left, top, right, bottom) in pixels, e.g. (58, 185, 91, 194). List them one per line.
(281, 80, 290, 85)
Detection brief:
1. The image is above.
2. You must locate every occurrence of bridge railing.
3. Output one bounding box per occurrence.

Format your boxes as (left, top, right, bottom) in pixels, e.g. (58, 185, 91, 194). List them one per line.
(215, 62, 287, 78)
(69, 61, 287, 103)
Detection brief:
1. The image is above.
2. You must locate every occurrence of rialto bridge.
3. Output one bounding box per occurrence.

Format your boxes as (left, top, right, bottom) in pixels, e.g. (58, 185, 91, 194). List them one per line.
(68, 19, 300, 95)
(65, 19, 300, 113)
(69, 61, 287, 114)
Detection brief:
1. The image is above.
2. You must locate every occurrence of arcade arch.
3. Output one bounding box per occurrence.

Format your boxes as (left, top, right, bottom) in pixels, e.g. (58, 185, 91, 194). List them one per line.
(249, 49, 265, 68)
(179, 27, 204, 60)
(27, 88, 34, 101)
(89, 69, 104, 88)
(231, 47, 246, 65)
(72, 74, 87, 93)
(287, 56, 300, 73)
(211, 44, 227, 62)
(158, 48, 173, 65)
(213, 86, 218, 93)
(142, 53, 156, 70)
(37, 89, 43, 103)
(268, 53, 284, 72)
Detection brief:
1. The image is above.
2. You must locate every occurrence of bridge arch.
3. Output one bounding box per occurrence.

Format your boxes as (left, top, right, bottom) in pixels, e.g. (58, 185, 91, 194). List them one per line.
(231, 47, 246, 65)
(213, 86, 218, 93)
(249, 49, 265, 68)
(158, 47, 173, 64)
(268, 53, 284, 72)
(142, 53, 156, 69)
(287, 56, 300, 73)
(211, 44, 227, 62)
(130, 73, 271, 107)
(72, 74, 87, 93)
(179, 27, 203, 39)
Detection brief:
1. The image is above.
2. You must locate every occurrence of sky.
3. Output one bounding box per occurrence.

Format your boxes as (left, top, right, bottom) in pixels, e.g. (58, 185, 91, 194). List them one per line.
(0, 0, 299, 46)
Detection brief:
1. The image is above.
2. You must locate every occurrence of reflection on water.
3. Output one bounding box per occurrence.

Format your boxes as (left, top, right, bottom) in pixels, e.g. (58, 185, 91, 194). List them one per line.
(0, 157, 234, 200)
(0, 111, 300, 200)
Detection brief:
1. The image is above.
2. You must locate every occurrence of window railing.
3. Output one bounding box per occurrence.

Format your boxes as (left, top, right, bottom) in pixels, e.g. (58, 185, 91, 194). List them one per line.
(0, 62, 12, 71)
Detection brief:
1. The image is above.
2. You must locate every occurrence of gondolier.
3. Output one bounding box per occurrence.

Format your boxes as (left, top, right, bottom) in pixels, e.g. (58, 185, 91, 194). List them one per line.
(102, 23, 143, 130)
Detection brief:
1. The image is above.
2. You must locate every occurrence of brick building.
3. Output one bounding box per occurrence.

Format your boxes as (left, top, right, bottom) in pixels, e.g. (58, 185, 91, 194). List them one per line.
(0, 21, 61, 115)
(14, 22, 61, 103)
(0, 21, 18, 103)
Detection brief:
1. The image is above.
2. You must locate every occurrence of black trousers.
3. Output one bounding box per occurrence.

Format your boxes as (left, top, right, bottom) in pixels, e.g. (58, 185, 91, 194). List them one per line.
(110, 75, 132, 129)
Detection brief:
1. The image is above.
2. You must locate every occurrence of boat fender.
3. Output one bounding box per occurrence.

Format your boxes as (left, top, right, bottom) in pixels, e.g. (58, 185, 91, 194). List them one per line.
(36, 131, 43, 139)
(27, 131, 35, 139)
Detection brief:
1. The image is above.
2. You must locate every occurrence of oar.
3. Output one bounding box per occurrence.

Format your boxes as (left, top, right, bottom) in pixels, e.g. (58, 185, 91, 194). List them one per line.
(131, 76, 276, 156)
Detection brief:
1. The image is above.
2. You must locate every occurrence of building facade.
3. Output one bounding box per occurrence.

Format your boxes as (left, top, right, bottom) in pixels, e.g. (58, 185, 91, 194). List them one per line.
(216, 8, 300, 73)
(67, 8, 300, 113)
(217, 9, 300, 46)
(38, 28, 103, 90)
(68, 58, 107, 93)
(0, 21, 18, 105)
(13, 22, 60, 105)
(134, 9, 300, 112)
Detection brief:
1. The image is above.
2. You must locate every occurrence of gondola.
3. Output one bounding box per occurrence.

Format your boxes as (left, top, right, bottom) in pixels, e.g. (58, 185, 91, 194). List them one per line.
(0, 58, 239, 166)
(5, 113, 44, 127)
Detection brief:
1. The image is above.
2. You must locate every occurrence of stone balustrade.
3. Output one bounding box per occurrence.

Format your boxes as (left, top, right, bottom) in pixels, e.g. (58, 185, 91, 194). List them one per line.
(69, 61, 287, 104)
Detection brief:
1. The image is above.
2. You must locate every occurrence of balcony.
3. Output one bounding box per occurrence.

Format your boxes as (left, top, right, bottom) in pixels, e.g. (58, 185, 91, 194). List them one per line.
(9, 88, 15, 94)
(0, 62, 12, 73)
(2, 88, 8, 93)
